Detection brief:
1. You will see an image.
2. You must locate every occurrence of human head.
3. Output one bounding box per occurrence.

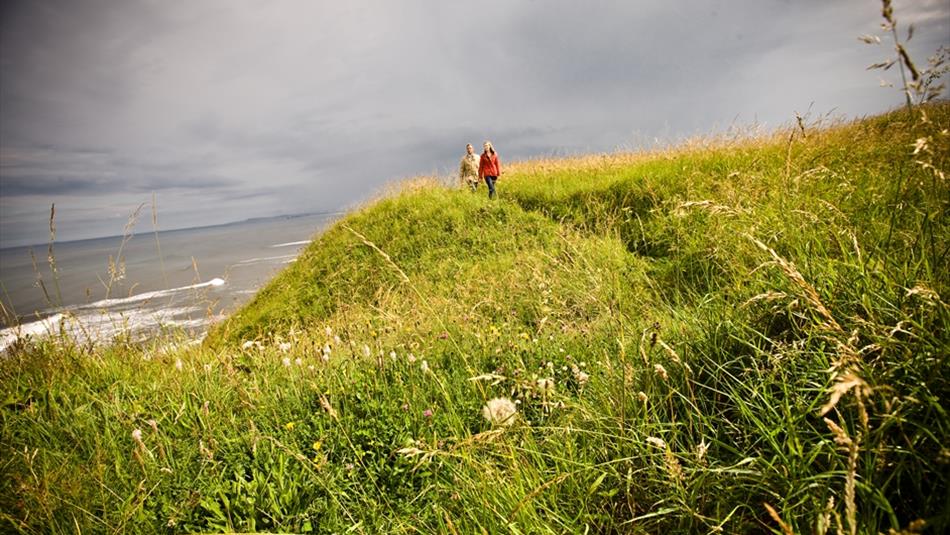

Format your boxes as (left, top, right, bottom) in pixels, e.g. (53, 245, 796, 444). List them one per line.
(466, 143, 474, 154)
(483, 141, 494, 154)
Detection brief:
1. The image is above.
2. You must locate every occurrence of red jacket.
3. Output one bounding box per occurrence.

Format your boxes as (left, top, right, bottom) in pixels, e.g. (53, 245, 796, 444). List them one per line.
(479, 152, 501, 178)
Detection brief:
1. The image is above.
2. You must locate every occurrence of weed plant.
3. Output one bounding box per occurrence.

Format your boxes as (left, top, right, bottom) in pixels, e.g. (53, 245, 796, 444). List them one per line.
(1, 103, 948, 533)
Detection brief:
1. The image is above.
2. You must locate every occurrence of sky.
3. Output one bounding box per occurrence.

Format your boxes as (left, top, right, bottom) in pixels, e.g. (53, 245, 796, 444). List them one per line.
(1, 0, 948, 248)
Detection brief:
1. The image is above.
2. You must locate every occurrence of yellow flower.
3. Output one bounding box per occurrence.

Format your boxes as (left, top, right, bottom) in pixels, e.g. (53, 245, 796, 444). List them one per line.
(312, 441, 322, 451)
(285, 422, 295, 431)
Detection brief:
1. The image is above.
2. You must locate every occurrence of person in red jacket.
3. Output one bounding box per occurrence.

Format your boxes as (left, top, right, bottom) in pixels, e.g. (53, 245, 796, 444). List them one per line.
(478, 140, 501, 200)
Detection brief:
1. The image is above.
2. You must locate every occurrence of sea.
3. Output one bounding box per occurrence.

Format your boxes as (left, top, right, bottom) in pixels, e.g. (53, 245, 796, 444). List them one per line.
(0, 213, 337, 352)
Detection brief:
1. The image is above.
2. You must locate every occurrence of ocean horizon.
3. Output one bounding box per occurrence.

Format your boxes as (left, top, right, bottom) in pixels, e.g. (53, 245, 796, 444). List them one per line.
(0, 212, 337, 351)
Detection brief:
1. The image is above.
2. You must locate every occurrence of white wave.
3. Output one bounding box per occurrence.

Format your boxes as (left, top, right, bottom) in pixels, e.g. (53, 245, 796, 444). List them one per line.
(0, 305, 214, 353)
(234, 254, 296, 266)
(72, 278, 226, 310)
(271, 240, 311, 248)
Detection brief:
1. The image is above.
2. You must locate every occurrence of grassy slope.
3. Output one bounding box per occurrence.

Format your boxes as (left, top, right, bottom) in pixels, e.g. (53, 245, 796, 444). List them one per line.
(2, 104, 948, 533)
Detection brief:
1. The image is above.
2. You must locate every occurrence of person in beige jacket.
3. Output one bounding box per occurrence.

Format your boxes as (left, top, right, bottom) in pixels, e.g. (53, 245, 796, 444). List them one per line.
(459, 143, 480, 191)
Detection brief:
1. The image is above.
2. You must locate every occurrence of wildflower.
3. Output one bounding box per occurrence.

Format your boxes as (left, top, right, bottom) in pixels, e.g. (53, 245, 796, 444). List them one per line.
(390, 350, 397, 360)
(325, 326, 333, 337)
(407, 353, 417, 364)
(402, 403, 410, 411)
(423, 408, 434, 418)
(695, 439, 709, 464)
(308, 365, 315, 371)
(323, 344, 331, 355)
(278, 342, 292, 353)
(312, 441, 322, 451)
(420, 360, 430, 373)
(637, 391, 649, 403)
(174, 359, 183, 372)
(241, 340, 255, 350)
(285, 422, 295, 431)
(132, 429, 143, 443)
(294, 358, 303, 366)
(571, 364, 589, 386)
(537, 377, 555, 394)
(282, 357, 291, 367)
(654, 363, 668, 381)
(362, 344, 371, 357)
(482, 397, 517, 426)
(321, 351, 330, 363)
(334, 335, 342, 345)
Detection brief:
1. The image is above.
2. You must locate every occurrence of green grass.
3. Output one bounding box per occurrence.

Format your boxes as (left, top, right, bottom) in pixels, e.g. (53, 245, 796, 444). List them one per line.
(2, 103, 948, 533)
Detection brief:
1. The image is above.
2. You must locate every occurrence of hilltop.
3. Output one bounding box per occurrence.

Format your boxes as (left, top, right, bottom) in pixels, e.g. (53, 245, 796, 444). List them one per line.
(2, 103, 948, 533)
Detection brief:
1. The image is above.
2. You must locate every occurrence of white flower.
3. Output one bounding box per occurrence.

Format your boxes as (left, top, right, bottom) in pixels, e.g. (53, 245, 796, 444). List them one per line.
(571, 364, 589, 386)
(325, 326, 333, 336)
(482, 397, 517, 426)
(241, 340, 255, 350)
(320, 352, 330, 363)
(420, 360, 430, 373)
(294, 358, 303, 366)
(407, 353, 417, 364)
(646, 436, 667, 449)
(323, 344, 331, 355)
(390, 351, 397, 360)
(282, 357, 291, 367)
(278, 342, 292, 353)
(174, 359, 183, 371)
(362, 345, 371, 357)
(132, 429, 143, 442)
(334, 335, 342, 345)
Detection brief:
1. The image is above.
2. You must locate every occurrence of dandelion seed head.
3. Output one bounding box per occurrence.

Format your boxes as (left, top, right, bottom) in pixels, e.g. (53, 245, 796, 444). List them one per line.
(482, 397, 517, 426)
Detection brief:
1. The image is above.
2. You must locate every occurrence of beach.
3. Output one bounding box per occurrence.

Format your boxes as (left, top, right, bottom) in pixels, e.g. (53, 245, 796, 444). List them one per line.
(0, 212, 335, 351)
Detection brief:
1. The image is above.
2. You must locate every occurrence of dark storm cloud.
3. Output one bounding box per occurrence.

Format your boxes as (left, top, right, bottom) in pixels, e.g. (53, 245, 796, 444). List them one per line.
(1, 0, 948, 247)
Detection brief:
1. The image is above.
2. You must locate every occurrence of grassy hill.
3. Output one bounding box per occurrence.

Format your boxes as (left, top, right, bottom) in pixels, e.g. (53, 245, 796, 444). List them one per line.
(2, 103, 948, 533)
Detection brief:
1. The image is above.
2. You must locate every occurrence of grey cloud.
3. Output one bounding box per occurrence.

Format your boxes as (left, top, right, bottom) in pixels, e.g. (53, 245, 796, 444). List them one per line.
(1, 0, 948, 248)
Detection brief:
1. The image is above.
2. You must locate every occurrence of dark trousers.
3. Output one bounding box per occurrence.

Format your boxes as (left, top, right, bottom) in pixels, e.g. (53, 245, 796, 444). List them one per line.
(484, 176, 497, 199)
